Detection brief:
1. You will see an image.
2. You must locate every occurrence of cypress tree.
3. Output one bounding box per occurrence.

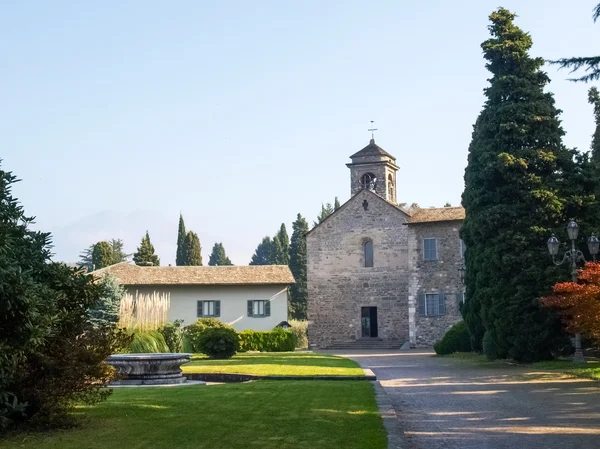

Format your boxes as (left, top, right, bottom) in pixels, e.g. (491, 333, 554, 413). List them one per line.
(92, 241, 113, 270)
(133, 231, 160, 266)
(461, 8, 581, 361)
(334, 197, 341, 211)
(208, 242, 233, 266)
(276, 223, 290, 265)
(249, 236, 273, 265)
(271, 235, 286, 265)
(589, 87, 600, 162)
(182, 231, 202, 266)
(176, 214, 187, 266)
(289, 214, 308, 319)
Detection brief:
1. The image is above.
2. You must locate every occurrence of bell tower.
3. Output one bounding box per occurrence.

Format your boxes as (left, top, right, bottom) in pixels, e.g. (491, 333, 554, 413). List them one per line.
(346, 138, 399, 203)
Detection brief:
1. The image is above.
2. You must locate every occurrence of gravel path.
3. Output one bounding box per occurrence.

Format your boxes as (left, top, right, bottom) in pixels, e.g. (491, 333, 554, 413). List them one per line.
(334, 350, 600, 449)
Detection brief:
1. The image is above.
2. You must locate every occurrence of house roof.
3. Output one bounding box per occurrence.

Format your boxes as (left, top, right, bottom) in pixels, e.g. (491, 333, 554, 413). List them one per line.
(406, 206, 465, 224)
(91, 262, 295, 286)
(349, 139, 396, 160)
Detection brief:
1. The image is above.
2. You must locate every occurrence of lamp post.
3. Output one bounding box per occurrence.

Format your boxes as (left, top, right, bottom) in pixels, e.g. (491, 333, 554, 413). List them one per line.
(547, 219, 599, 363)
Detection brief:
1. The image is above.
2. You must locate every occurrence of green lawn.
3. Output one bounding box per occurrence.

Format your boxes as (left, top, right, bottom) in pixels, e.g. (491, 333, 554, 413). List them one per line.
(181, 352, 365, 376)
(2, 381, 386, 449)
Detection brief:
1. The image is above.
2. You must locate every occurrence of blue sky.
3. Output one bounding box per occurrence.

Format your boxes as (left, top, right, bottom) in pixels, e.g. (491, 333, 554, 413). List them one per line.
(2, 1, 599, 265)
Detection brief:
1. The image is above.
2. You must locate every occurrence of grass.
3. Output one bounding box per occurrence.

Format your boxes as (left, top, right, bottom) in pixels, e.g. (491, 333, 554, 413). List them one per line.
(444, 352, 600, 380)
(1, 381, 386, 449)
(181, 352, 365, 376)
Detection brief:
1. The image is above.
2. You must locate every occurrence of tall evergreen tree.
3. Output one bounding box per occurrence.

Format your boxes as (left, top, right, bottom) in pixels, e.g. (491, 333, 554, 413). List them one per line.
(108, 238, 128, 264)
(589, 87, 600, 161)
(133, 231, 160, 266)
(313, 202, 335, 227)
(78, 244, 94, 271)
(271, 235, 287, 265)
(92, 241, 113, 270)
(182, 231, 202, 266)
(276, 223, 290, 265)
(334, 197, 341, 211)
(176, 214, 187, 266)
(249, 236, 273, 265)
(461, 8, 583, 361)
(289, 214, 308, 319)
(208, 242, 232, 266)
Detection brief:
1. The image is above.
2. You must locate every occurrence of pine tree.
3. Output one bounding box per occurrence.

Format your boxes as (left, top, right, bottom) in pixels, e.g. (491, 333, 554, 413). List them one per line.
(551, 4, 600, 82)
(334, 197, 341, 211)
(289, 214, 309, 319)
(92, 241, 113, 270)
(271, 235, 286, 265)
(182, 231, 202, 266)
(313, 202, 335, 227)
(589, 87, 600, 162)
(276, 223, 290, 264)
(249, 236, 273, 265)
(176, 214, 187, 266)
(133, 231, 160, 266)
(208, 242, 233, 266)
(78, 244, 94, 271)
(461, 8, 583, 361)
(108, 238, 128, 264)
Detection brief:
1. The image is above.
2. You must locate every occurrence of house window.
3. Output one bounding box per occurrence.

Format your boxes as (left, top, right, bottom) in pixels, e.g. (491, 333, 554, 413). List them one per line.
(423, 238, 438, 261)
(197, 300, 220, 317)
(361, 173, 376, 190)
(387, 174, 394, 199)
(460, 239, 466, 258)
(248, 300, 270, 318)
(418, 293, 446, 316)
(363, 239, 374, 267)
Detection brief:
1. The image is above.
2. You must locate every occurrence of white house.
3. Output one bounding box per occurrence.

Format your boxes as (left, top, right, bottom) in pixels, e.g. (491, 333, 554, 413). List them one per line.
(94, 263, 294, 331)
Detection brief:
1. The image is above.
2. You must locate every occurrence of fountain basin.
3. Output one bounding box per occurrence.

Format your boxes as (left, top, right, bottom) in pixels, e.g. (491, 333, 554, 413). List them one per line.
(106, 353, 192, 386)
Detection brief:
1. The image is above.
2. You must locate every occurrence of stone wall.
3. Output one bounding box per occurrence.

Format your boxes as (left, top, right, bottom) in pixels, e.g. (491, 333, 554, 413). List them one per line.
(407, 220, 464, 347)
(307, 189, 410, 348)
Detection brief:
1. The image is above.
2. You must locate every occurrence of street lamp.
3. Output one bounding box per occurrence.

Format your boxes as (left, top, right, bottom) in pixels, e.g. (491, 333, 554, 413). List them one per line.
(546, 219, 599, 363)
(458, 265, 466, 284)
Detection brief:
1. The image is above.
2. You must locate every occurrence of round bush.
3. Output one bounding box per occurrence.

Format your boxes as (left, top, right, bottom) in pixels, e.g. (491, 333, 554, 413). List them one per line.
(197, 327, 239, 359)
(433, 321, 472, 355)
(184, 318, 234, 352)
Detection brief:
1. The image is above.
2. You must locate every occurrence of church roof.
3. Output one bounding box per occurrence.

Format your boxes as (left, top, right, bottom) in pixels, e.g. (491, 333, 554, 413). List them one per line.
(407, 206, 465, 224)
(349, 139, 396, 160)
(91, 262, 295, 286)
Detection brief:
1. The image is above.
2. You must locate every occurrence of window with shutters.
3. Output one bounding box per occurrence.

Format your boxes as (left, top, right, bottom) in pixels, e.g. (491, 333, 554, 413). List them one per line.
(418, 293, 446, 316)
(363, 239, 374, 267)
(247, 300, 270, 318)
(197, 300, 220, 317)
(423, 238, 438, 261)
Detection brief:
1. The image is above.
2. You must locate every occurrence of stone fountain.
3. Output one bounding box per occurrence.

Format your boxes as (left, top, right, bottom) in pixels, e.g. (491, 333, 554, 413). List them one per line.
(106, 353, 193, 386)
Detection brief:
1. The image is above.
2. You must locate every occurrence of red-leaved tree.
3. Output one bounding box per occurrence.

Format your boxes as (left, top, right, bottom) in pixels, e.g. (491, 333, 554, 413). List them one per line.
(540, 262, 600, 342)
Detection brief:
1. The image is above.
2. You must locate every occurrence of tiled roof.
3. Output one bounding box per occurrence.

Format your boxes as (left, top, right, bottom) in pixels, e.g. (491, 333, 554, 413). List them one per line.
(91, 262, 295, 286)
(407, 206, 465, 224)
(349, 139, 396, 160)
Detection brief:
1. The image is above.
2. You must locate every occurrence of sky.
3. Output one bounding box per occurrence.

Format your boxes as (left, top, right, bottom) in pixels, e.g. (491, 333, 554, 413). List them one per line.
(2, 1, 600, 265)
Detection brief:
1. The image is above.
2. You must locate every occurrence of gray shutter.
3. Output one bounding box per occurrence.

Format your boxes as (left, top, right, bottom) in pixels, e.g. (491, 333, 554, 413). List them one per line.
(418, 294, 426, 316)
(434, 239, 439, 260)
(438, 294, 446, 316)
(265, 301, 271, 317)
(215, 301, 221, 317)
(197, 301, 203, 317)
(247, 300, 253, 317)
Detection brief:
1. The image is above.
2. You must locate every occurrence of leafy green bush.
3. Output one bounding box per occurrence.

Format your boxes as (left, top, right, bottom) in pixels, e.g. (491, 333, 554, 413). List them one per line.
(129, 330, 170, 353)
(159, 320, 184, 353)
(289, 320, 308, 349)
(483, 329, 501, 360)
(184, 318, 233, 352)
(197, 327, 239, 359)
(239, 328, 297, 352)
(433, 321, 472, 355)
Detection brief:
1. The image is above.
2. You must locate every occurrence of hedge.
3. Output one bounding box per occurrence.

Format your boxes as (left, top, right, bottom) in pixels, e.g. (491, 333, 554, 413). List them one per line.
(238, 328, 297, 352)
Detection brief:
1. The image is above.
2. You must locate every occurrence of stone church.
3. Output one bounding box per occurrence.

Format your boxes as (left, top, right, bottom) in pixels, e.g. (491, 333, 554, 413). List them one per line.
(307, 138, 465, 349)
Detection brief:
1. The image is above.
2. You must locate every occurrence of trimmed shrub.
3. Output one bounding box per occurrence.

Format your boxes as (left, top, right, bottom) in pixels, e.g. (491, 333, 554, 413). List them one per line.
(482, 329, 501, 360)
(160, 320, 184, 353)
(433, 321, 472, 355)
(239, 328, 297, 352)
(129, 330, 170, 353)
(289, 320, 308, 349)
(184, 318, 233, 352)
(197, 327, 239, 359)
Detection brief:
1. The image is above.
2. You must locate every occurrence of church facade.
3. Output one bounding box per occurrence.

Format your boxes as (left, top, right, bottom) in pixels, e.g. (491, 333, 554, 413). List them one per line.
(307, 139, 465, 348)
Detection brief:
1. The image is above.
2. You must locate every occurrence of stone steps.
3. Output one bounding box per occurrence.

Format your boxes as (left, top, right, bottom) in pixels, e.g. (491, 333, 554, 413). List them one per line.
(321, 340, 406, 350)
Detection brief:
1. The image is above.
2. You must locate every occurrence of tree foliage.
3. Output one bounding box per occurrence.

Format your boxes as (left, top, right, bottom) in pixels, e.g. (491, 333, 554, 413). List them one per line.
(208, 242, 232, 266)
(249, 236, 273, 265)
(133, 231, 160, 266)
(276, 223, 290, 265)
(460, 8, 585, 361)
(176, 214, 186, 266)
(80, 238, 128, 271)
(541, 262, 600, 342)
(108, 238, 128, 264)
(550, 4, 600, 82)
(92, 241, 113, 270)
(589, 87, 600, 162)
(289, 214, 308, 319)
(88, 274, 124, 329)
(182, 231, 202, 266)
(313, 202, 335, 227)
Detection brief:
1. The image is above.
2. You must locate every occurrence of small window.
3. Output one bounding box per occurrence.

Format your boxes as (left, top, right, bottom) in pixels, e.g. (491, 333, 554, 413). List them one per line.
(363, 240, 374, 267)
(387, 174, 394, 199)
(248, 300, 270, 318)
(197, 300, 220, 317)
(361, 173, 376, 190)
(418, 294, 446, 316)
(424, 238, 438, 261)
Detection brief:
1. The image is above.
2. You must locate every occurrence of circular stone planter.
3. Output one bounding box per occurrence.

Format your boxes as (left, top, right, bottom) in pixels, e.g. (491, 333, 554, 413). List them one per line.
(106, 353, 193, 386)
